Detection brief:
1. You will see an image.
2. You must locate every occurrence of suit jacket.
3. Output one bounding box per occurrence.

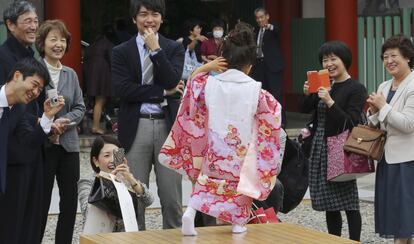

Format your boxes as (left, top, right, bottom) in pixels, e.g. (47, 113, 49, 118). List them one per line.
(0, 35, 34, 85)
(255, 23, 284, 73)
(112, 34, 184, 152)
(368, 71, 414, 164)
(7, 104, 48, 166)
(41, 61, 86, 152)
(0, 35, 39, 117)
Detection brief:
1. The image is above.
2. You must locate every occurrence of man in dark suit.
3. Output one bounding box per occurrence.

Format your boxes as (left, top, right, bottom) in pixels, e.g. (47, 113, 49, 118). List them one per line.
(0, 1, 38, 85)
(0, 58, 48, 195)
(251, 7, 286, 126)
(0, 2, 49, 243)
(112, 0, 184, 229)
(0, 57, 65, 244)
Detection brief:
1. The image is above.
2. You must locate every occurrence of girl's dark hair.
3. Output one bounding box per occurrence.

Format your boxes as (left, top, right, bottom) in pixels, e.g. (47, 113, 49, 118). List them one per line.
(90, 135, 122, 173)
(318, 41, 352, 70)
(221, 22, 256, 70)
(381, 34, 414, 68)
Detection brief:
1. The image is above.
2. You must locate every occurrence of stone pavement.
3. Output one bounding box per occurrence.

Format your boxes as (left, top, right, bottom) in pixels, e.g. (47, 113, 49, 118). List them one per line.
(47, 152, 376, 214)
(48, 111, 376, 213)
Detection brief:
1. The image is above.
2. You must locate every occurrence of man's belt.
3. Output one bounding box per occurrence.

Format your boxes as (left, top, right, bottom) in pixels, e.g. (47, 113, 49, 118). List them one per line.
(139, 113, 165, 120)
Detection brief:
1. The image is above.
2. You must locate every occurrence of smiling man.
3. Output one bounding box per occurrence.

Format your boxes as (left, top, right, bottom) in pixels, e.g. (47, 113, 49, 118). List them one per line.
(0, 1, 38, 85)
(251, 7, 286, 126)
(111, 0, 184, 230)
(0, 57, 66, 244)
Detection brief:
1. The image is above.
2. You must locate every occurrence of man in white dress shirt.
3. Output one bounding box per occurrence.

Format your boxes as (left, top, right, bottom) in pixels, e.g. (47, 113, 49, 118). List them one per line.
(0, 58, 65, 243)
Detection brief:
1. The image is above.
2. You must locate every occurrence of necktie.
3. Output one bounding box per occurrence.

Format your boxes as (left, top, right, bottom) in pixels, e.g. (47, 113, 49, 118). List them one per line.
(257, 28, 264, 58)
(142, 47, 154, 85)
(0, 107, 10, 194)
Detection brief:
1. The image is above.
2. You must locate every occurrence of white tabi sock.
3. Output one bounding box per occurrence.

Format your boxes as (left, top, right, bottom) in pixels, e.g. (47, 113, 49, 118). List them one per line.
(232, 224, 247, 234)
(182, 206, 197, 236)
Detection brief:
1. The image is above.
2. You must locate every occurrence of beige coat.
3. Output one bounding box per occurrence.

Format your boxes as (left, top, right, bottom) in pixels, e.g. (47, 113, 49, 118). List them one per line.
(368, 71, 414, 164)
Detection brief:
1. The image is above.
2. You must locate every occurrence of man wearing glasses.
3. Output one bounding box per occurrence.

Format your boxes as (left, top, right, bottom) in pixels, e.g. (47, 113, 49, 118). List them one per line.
(0, 2, 49, 243)
(0, 1, 38, 85)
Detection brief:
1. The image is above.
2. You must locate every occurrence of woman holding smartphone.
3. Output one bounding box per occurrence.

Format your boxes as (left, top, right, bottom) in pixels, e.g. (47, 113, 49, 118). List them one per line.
(78, 135, 153, 232)
(36, 20, 86, 244)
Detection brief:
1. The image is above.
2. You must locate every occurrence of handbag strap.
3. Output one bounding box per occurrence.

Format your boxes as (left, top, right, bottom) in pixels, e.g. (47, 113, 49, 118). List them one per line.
(360, 111, 368, 125)
(337, 118, 353, 135)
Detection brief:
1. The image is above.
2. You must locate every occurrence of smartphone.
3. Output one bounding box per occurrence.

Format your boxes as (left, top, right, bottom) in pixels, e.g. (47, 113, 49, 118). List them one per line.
(113, 148, 125, 167)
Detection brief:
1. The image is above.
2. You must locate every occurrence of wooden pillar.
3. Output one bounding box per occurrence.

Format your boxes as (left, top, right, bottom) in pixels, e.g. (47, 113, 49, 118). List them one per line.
(45, 0, 82, 86)
(265, 0, 301, 111)
(325, 0, 358, 78)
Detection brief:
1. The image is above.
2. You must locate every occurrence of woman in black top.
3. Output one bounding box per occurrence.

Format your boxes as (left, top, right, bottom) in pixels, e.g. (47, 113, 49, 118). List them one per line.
(182, 19, 208, 63)
(302, 41, 367, 241)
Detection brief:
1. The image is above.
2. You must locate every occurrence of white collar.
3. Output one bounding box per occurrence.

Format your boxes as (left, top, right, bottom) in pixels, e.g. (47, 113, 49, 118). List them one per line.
(214, 69, 255, 83)
(0, 84, 9, 108)
(44, 58, 62, 72)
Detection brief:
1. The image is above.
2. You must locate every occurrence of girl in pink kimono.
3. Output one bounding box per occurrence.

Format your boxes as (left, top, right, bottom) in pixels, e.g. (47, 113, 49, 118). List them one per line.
(158, 23, 282, 235)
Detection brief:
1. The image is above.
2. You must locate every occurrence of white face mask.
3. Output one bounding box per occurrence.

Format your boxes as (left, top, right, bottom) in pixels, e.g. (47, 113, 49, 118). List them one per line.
(213, 30, 223, 39)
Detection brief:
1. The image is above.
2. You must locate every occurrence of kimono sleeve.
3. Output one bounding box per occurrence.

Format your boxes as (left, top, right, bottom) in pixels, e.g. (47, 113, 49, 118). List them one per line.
(255, 90, 282, 201)
(158, 73, 209, 181)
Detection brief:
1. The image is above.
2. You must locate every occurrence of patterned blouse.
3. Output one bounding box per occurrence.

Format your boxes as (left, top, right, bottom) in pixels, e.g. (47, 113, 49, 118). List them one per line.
(78, 176, 154, 232)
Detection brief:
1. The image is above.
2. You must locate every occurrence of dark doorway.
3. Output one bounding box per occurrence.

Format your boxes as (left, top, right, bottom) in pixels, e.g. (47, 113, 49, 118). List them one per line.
(80, 0, 264, 43)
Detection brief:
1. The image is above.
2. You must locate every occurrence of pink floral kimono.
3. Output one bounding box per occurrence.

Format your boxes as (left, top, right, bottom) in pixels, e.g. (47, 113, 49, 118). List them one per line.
(159, 70, 282, 225)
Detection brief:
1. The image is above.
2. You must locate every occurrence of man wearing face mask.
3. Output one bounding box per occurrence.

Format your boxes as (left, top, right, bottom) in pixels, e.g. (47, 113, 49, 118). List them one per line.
(201, 19, 225, 63)
(251, 7, 285, 126)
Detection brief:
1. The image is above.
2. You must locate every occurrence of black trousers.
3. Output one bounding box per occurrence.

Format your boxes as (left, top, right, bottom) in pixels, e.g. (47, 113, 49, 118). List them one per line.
(251, 60, 286, 127)
(0, 162, 44, 244)
(40, 145, 79, 244)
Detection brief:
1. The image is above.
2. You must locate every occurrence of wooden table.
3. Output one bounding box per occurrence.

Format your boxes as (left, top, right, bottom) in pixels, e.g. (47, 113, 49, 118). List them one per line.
(80, 223, 359, 244)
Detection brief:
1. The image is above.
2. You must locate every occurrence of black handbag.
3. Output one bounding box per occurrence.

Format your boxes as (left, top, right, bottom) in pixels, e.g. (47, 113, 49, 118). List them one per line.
(277, 137, 309, 214)
(88, 176, 138, 218)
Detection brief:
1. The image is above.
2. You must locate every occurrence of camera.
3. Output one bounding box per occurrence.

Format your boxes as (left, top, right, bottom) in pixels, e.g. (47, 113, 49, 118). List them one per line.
(51, 97, 59, 106)
(47, 89, 59, 107)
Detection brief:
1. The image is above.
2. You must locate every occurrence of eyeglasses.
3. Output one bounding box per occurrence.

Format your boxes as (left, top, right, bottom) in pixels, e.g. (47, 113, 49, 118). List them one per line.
(18, 18, 39, 27)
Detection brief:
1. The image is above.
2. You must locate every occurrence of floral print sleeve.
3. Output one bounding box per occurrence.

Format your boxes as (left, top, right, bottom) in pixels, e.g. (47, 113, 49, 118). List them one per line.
(158, 72, 209, 182)
(255, 89, 282, 201)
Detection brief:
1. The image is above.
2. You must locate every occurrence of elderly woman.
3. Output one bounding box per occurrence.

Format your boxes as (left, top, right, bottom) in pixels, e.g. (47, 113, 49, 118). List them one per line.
(35, 20, 86, 244)
(367, 34, 414, 244)
(78, 135, 153, 232)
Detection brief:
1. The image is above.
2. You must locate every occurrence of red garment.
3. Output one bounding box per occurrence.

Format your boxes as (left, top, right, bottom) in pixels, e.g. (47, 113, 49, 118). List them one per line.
(200, 38, 221, 57)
